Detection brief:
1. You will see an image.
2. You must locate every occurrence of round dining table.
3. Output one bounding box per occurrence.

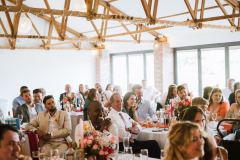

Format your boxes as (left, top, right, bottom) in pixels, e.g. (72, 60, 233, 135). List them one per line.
(137, 128, 168, 149)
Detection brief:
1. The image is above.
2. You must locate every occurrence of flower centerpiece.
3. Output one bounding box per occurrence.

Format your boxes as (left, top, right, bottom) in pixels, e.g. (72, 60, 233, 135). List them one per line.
(78, 120, 117, 160)
(173, 97, 192, 119)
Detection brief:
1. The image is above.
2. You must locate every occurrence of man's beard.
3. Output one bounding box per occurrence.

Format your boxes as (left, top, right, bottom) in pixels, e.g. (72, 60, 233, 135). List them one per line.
(49, 106, 57, 113)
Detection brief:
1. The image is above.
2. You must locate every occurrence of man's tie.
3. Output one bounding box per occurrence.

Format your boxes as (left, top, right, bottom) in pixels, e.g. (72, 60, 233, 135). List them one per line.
(119, 112, 127, 127)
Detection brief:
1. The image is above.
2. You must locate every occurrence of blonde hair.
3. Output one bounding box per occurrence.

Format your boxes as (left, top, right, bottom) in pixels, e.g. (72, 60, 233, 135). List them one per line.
(235, 89, 240, 104)
(164, 121, 204, 160)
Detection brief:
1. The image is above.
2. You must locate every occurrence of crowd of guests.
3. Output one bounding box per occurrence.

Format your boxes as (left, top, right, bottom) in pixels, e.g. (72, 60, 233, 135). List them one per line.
(1, 78, 240, 160)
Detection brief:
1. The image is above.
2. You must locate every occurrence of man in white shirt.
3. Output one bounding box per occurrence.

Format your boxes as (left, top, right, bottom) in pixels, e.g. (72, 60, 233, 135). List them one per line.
(222, 78, 235, 101)
(108, 93, 160, 158)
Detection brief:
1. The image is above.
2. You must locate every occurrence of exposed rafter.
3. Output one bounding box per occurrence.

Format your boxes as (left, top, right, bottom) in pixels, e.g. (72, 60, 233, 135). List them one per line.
(0, 0, 239, 50)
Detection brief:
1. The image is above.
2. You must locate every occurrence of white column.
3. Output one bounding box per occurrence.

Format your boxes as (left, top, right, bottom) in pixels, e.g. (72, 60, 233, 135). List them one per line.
(95, 49, 110, 87)
(154, 41, 174, 94)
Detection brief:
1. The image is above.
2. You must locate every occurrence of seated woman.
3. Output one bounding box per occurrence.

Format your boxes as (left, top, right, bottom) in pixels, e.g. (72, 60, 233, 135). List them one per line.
(122, 92, 139, 122)
(181, 106, 218, 160)
(83, 88, 97, 120)
(227, 89, 240, 119)
(87, 101, 111, 132)
(164, 121, 204, 160)
(163, 84, 177, 106)
(208, 88, 229, 121)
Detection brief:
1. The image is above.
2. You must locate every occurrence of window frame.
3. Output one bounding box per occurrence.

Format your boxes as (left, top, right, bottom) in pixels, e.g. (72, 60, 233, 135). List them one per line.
(110, 50, 153, 91)
(174, 41, 240, 96)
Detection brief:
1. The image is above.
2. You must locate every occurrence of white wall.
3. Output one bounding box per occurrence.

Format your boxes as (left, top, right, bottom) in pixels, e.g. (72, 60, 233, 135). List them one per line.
(0, 49, 96, 116)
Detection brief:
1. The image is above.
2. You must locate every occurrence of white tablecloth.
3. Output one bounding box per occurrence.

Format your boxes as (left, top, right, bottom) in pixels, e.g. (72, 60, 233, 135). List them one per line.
(137, 128, 168, 149)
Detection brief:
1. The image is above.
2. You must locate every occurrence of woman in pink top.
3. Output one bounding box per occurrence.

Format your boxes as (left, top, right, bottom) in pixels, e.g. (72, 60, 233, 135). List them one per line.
(208, 88, 229, 121)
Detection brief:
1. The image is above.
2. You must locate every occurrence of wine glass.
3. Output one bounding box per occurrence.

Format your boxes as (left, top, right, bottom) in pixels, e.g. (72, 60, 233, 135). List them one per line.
(123, 136, 130, 152)
(18, 114, 23, 124)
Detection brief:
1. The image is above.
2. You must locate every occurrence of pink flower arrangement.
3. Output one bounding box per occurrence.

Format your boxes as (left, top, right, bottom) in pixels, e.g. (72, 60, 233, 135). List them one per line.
(80, 129, 117, 159)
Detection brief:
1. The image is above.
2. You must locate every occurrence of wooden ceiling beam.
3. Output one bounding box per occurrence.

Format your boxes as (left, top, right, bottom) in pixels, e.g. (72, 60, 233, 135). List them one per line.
(1, 4, 233, 30)
(1, 0, 14, 35)
(147, 0, 152, 15)
(7, 0, 84, 38)
(43, 0, 64, 40)
(11, 0, 23, 49)
(120, 22, 137, 41)
(141, 0, 151, 18)
(152, 0, 158, 21)
(61, 0, 71, 39)
(99, 0, 161, 38)
(103, 7, 109, 37)
(45, 19, 53, 49)
(200, 0, 205, 20)
(225, 0, 239, 8)
(0, 18, 13, 48)
(25, 13, 46, 47)
(215, 0, 235, 26)
(90, 20, 100, 37)
(93, 0, 99, 14)
(184, 0, 196, 20)
(194, 0, 199, 19)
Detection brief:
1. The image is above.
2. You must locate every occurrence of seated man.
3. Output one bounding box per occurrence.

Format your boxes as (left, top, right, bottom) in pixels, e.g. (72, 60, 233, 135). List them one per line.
(33, 88, 45, 113)
(132, 84, 157, 122)
(25, 95, 71, 156)
(108, 93, 160, 158)
(0, 124, 31, 160)
(15, 89, 37, 123)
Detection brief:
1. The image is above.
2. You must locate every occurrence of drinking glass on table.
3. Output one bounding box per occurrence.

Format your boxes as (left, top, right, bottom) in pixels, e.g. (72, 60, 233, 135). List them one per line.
(140, 149, 148, 160)
(123, 136, 130, 152)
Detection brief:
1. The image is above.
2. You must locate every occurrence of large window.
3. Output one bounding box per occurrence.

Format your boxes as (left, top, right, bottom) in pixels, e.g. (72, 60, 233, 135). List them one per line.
(201, 48, 225, 88)
(111, 51, 154, 94)
(229, 46, 240, 81)
(177, 50, 199, 96)
(175, 42, 240, 96)
(112, 55, 127, 93)
(128, 54, 144, 84)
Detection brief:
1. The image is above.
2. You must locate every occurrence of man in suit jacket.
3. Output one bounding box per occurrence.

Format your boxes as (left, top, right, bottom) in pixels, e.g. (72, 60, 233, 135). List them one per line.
(15, 89, 37, 123)
(25, 95, 72, 155)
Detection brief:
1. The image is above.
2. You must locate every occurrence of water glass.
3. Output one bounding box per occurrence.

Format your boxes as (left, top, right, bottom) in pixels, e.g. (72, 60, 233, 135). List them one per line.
(123, 136, 130, 150)
(140, 149, 148, 160)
